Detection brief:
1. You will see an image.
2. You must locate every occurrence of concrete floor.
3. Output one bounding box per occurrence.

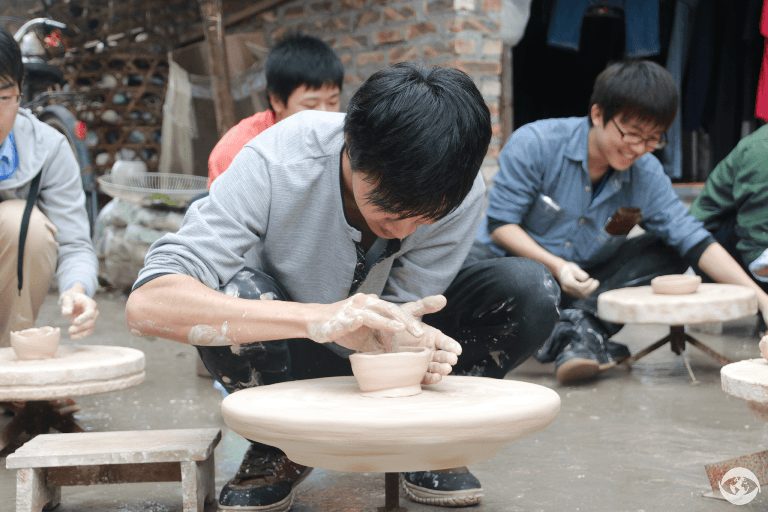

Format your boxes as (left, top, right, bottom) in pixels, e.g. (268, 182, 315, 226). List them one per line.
(2, 290, 767, 511)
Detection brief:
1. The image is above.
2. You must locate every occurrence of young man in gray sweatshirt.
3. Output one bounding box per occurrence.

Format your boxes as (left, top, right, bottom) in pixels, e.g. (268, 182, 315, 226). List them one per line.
(0, 28, 98, 346)
(128, 62, 559, 511)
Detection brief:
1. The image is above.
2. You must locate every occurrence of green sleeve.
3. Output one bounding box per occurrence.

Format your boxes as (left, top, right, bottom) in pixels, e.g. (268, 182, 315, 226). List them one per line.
(691, 128, 768, 265)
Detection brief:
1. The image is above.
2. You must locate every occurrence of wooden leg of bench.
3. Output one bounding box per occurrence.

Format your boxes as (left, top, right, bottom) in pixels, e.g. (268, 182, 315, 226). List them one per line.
(202, 455, 216, 505)
(181, 456, 215, 512)
(16, 468, 59, 512)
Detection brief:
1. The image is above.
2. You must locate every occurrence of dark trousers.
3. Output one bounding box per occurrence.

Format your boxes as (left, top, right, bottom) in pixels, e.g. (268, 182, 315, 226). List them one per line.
(563, 233, 688, 336)
(197, 248, 560, 393)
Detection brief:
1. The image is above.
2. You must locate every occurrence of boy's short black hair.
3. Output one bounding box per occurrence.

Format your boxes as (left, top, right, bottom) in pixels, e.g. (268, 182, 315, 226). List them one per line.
(266, 33, 343, 107)
(344, 62, 491, 221)
(0, 28, 23, 89)
(589, 60, 677, 129)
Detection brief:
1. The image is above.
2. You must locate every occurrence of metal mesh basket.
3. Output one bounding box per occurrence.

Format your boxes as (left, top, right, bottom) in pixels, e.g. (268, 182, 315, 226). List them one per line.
(98, 172, 208, 208)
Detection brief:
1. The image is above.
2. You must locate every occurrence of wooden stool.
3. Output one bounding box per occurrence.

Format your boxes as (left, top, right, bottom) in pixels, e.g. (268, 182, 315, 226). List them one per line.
(5, 428, 220, 512)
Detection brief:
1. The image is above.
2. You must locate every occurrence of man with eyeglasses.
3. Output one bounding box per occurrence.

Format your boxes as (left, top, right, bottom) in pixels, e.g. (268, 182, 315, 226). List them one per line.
(475, 60, 768, 384)
(0, 28, 98, 346)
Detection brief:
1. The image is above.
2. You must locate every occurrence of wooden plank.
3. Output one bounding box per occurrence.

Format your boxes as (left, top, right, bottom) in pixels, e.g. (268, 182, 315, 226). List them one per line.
(46, 462, 181, 486)
(6, 428, 221, 468)
(500, 43, 513, 144)
(179, 0, 289, 46)
(198, 0, 236, 137)
(16, 468, 59, 512)
(224, 0, 286, 27)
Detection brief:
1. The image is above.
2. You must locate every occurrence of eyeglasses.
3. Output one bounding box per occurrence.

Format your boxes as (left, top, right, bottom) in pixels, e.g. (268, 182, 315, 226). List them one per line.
(0, 93, 21, 108)
(611, 118, 667, 150)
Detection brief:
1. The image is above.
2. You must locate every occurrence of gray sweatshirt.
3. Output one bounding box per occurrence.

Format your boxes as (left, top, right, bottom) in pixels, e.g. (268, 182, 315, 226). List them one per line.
(0, 109, 97, 296)
(137, 110, 485, 304)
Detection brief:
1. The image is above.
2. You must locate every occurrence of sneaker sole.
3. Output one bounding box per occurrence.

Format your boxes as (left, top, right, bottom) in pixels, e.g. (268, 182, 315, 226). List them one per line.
(218, 467, 312, 512)
(556, 358, 617, 384)
(401, 474, 483, 507)
(218, 492, 293, 512)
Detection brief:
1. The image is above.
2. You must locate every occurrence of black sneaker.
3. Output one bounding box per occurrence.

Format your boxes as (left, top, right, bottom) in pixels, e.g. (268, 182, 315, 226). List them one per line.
(606, 339, 631, 363)
(554, 325, 631, 384)
(537, 308, 620, 363)
(218, 442, 312, 511)
(401, 467, 483, 507)
(534, 319, 579, 363)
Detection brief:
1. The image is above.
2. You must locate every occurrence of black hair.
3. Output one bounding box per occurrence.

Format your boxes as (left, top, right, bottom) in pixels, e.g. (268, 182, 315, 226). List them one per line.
(266, 33, 343, 108)
(589, 60, 677, 129)
(0, 28, 23, 90)
(344, 62, 491, 221)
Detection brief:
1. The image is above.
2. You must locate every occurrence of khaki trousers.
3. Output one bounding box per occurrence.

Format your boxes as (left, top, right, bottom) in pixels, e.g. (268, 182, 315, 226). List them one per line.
(0, 200, 58, 347)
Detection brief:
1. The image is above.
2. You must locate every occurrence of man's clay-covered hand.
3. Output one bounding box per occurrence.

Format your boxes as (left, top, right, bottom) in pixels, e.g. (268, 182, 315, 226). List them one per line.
(307, 293, 462, 383)
(59, 284, 99, 339)
(307, 293, 423, 352)
(392, 323, 462, 385)
(557, 262, 599, 298)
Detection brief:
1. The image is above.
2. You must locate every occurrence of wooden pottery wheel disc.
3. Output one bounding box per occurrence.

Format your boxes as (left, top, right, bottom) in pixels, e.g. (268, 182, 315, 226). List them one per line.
(222, 375, 560, 472)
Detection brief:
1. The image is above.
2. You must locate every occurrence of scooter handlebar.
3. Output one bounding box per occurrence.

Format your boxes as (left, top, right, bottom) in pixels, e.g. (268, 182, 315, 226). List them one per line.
(13, 18, 67, 43)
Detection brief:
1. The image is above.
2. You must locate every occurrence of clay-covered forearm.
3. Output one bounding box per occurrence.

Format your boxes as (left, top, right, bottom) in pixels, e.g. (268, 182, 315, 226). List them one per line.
(126, 274, 319, 346)
(491, 223, 565, 276)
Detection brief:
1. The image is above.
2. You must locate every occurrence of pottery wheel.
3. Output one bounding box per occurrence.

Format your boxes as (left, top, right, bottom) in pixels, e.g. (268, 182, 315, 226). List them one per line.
(222, 375, 560, 472)
(0, 345, 145, 401)
(721, 359, 768, 404)
(598, 283, 757, 325)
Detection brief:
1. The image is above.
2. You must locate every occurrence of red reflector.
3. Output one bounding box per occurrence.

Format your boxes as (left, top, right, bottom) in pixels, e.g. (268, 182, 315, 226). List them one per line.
(75, 121, 87, 140)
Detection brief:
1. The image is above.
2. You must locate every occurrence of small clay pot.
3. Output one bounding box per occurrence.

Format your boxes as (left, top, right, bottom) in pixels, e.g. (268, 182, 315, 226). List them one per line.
(650, 274, 701, 295)
(350, 346, 432, 398)
(10, 326, 61, 360)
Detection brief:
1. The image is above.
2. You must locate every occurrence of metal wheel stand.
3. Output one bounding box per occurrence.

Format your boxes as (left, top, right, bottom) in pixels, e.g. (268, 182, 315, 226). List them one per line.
(0, 400, 83, 456)
(378, 472, 407, 512)
(628, 325, 733, 382)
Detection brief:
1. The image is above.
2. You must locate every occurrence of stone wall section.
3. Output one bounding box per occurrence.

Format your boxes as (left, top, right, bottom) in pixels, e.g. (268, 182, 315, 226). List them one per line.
(231, 0, 504, 181)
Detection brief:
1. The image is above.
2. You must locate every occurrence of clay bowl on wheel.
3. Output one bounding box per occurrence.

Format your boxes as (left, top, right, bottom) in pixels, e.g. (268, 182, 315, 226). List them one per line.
(10, 326, 61, 360)
(350, 346, 432, 398)
(650, 274, 702, 295)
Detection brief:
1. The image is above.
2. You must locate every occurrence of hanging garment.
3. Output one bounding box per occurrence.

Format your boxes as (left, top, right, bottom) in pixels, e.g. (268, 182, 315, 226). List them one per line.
(662, 0, 701, 179)
(755, 0, 768, 121)
(547, 0, 660, 57)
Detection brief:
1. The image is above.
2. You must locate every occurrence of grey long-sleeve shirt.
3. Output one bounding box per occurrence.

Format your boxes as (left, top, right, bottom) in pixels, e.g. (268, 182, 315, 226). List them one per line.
(137, 110, 485, 305)
(0, 109, 97, 295)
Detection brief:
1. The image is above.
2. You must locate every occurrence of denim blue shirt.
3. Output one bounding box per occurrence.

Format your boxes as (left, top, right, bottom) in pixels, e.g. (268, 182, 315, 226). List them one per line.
(0, 132, 18, 180)
(478, 117, 711, 267)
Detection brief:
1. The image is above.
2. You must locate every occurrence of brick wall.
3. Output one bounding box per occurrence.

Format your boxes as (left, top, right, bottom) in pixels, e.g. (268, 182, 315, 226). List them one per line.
(231, 0, 504, 180)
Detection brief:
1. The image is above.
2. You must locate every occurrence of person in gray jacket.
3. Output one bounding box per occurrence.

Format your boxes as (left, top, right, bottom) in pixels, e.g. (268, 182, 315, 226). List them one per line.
(127, 63, 559, 511)
(0, 28, 98, 346)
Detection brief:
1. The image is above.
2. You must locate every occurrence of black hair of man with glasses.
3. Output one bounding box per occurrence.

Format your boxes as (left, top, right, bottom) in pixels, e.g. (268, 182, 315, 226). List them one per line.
(477, 59, 768, 385)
